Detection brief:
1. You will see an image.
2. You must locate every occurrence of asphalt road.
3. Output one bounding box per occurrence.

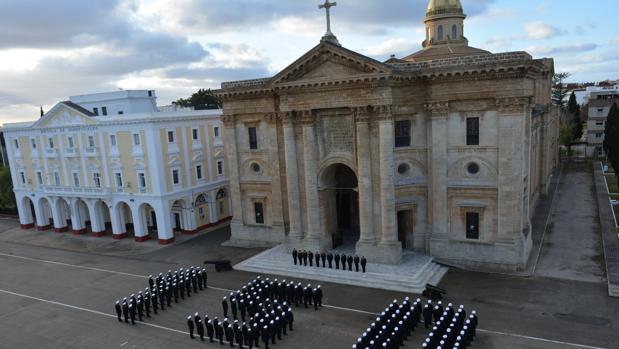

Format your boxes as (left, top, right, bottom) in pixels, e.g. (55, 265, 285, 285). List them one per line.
(0, 164, 616, 349)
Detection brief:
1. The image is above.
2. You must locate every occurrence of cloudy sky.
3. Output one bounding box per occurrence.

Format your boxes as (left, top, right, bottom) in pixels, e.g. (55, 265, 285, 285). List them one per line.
(0, 0, 617, 124)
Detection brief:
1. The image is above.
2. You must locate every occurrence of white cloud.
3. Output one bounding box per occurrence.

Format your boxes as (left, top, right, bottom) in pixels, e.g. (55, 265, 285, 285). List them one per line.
(364, 38, 417, 57)
(613, 37, 619, 45)
(524, 21, 565, 40)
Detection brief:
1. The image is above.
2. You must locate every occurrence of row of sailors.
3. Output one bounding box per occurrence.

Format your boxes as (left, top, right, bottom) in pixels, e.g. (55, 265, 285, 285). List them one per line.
(221, 277, 323, 323)
(113, 266, 208, 324)
(189, 282, 295, 349)
(421, 301, 479, 349)
(352, 297, 422, 349)
(292, 249, 368, 272)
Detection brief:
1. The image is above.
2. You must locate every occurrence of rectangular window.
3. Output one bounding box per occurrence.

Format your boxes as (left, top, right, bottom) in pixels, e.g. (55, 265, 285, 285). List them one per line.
(254, 202, 264, 224)
(596, 133, 603, 139)
(110, 134, 117, 147)
(214, 127, 220, 137)
(596, 121, 604, 126)
(394, 120, 411, 147)
(192, 128, 199, 140)
(36, 172, 43, 185)
(20, 171, 25, 184)
(93, 107, 99, 116)
(13, 139, 19, 149)
(172, 169, 180, 185)
(101, 106, 107, 116)
(88, 136, 95, 148)
(167, 131, 175, 143)
(115, 173, 123, 188)
(598, 108, 604, 113)
(118, 111, 124, 115)
(248, 127, 258, 150)
(196, 165, 203, 180)
(466, 117, 480, 146)
(48, 138, 54, 149)
(93, 172, 101, 188)
(54, 172, 61, 186)
(68, 136, 74, 148)
(138, 173, 146, 188)
(133, 133, 140, 146)
(217, 160, 224, 175)
(466, 212, 480, 240)
(73, 173, 80, 187)
(31, 139, 36, 149)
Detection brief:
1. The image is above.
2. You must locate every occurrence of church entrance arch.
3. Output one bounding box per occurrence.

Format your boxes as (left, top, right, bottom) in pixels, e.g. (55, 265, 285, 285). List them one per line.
(319, 163, 359, 249)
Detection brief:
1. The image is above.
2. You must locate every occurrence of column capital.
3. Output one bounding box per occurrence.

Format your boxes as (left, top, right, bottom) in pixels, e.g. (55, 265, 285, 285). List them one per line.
(299, 110, 316, 126)
(279, 111, 296, 126)
(222, 114, 236, 127)
(264, 112, 277, 124)
(353, 106, 372, 123)
(496, 97, 531, 114)
(424, 102, 449, 116)
(374, 105, 393, 122)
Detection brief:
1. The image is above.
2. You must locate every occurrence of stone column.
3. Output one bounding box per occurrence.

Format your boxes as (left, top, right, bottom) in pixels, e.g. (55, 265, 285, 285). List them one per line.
(131, 204, 148, 241)
(223, 115, 244, 225)
(282, 112, 303, 246)
(265, 113, 286, 238)
(355, 107, 376, 249)
(16, 196, 34, 229)
(301, 111, 325, 251)
(376, 106, 401, 264)
(50, 198, 67, 233)
(427, 103, 449, 255)
(153, 200, 175, 245)
(69, 199, 86, 235)
(86, 200, 105, 236)
(110, 203, 126, 237)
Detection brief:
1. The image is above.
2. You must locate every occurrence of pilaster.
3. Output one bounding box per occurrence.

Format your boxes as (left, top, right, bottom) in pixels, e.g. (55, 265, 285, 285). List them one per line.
(281, 111, 303, 248)
(354, 107, 376, 249)
(426, 102, 449, 252)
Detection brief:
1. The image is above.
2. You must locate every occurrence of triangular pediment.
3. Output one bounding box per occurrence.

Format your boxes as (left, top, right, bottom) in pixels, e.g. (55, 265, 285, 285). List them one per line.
(34, 102, 97, 128)
(272, 42, 392, 84)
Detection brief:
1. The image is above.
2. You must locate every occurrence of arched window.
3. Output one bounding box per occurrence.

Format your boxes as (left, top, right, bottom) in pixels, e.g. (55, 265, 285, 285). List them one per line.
(452, 25, 457, 39)
(194, 194, 207, 205)
(216, 189, 227, 199)
(437, 25, 444, 41)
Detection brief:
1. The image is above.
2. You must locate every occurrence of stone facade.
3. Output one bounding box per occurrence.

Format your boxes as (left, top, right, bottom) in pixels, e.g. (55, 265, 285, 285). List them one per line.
(216, 2, 559, 271)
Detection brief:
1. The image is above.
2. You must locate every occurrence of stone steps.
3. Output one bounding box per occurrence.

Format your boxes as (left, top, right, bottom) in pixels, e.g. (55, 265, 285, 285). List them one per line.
(233, 246, 449, 293)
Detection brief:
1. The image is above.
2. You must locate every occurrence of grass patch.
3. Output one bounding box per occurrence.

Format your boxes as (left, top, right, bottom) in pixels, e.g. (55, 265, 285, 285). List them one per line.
(605, 175, 619, 193)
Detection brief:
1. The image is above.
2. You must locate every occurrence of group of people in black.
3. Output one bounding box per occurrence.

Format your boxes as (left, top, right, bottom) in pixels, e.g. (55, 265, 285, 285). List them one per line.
(421, 300, 478, 349)
(351, 297, 479, 349)
(187, 276, 305, 348)
(292, 249, 368, 273)
(114, 266, 208, 325)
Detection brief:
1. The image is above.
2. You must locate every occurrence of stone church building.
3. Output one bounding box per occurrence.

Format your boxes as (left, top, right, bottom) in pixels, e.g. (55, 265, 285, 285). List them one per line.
(217, 0, 559, 271)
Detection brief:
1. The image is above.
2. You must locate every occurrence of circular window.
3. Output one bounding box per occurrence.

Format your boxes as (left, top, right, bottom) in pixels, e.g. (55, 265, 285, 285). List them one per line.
(251, 163, 261, 173)
(467, 163, 480, 175)
(397, 163, 410, 175)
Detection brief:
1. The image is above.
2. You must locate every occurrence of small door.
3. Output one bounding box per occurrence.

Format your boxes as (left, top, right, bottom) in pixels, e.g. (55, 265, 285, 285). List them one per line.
(466, 212, 480, 240)
(150, 211, 157, 231)
(254, 202, 264, 224)
(397, 210, 411, 249)
(174, 213, 181, 232)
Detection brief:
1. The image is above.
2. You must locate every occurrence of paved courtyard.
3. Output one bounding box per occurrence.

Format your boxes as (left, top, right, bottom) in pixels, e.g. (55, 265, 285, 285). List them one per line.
(0, 162, 617, 349)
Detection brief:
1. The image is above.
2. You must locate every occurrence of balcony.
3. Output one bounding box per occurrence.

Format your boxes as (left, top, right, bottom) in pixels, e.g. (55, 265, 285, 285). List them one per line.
(65, 148, 78, 157)
(42, 186, 112, 196)
(84, 147, 98, 157)
(45, 148, 58, 157)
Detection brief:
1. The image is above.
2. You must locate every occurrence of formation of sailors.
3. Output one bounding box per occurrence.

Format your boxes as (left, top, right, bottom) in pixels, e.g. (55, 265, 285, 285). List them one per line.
(292, 249, 368, 273)
(351, 298, 479, 349)
(187, 276, 298, 348)
(114, 266, 208, 325)
(421, 300, 478, 349)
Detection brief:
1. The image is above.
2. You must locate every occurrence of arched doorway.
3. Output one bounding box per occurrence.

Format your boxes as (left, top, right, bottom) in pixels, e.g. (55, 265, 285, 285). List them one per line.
(54, 198, 71, 232)
(320, 163, 359, 249)
(20, 196, 36, 229)
(136, 203, 157, 241)
(216, 189, 229, 221)
(114, 202, 133, 236)
(37, 197, 53, 230)
(74, 199, 90, 234)
(171, 200, 187, 233)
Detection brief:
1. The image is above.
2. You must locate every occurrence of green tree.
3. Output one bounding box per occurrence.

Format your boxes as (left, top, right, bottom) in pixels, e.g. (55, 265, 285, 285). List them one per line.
(567, 92, 582, 141)
(174, 88, 221, 110)
(0, 166, 16, 214)
(604, 103, 619, 186)
(552, 72, 571, 109)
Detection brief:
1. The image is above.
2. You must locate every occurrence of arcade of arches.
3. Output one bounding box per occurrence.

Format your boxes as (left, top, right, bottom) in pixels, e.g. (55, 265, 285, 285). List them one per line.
(15, 188, 231, 245)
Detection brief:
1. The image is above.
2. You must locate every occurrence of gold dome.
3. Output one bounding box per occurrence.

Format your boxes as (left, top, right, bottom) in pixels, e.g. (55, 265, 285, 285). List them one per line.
(426, 0, 464, 17)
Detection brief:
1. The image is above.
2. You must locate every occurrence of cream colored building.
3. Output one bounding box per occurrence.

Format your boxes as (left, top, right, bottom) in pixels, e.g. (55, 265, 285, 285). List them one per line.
(3, 91, 231, 244)
(216, 0, 559, 271)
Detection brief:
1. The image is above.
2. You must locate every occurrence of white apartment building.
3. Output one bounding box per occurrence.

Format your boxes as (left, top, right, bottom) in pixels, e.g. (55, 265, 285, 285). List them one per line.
(586, 85, 619, 157)
(3, 91, 230, 244)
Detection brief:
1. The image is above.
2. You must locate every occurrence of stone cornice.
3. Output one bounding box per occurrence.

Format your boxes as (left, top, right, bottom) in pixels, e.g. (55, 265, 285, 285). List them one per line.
(264, 112, 277, 124)
(299, 110, 315, 126)
(496, 97, 532, 114)
(424, 102, 449, 116)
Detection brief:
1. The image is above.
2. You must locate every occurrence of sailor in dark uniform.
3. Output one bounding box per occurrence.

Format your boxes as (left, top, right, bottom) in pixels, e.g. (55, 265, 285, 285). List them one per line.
(187, 316, 195, 339)
(222, 297, 229, 318)
(327, 252, 333, 268)
(361, 256, 367, 273)
(347, 255, 354, 271)
(122, 300, 129, 323)
(292, 249, 298, 265)
(115, 301, 122, 322)
(206, 319, 215, 343)
(128, 304, 136, 325)
(321, 252, 327, 267)
(315, 252, 320, 267)
(334, 254, 341, 269)
(308, 251, 314, 267)
(197, 319, 205, 341)
(354, 255, 360, 272)
(136, 300, 144, 321)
